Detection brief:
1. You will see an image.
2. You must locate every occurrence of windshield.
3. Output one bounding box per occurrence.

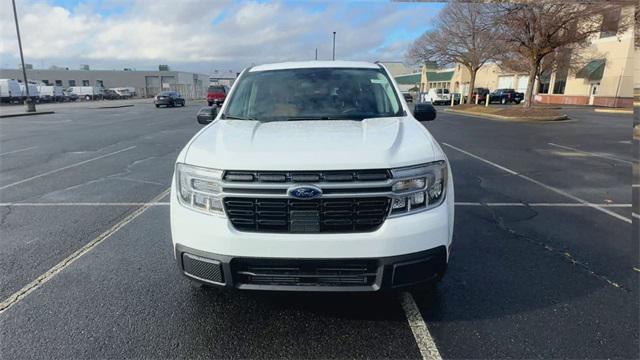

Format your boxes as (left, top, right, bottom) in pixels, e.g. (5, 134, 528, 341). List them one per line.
(224, 67, 402, 121)
(208, 85, 225, 93)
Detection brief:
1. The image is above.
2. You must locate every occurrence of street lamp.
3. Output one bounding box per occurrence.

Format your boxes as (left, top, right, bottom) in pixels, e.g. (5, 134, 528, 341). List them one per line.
(11, 0, 35, 112)
(332, 32, 336, 61)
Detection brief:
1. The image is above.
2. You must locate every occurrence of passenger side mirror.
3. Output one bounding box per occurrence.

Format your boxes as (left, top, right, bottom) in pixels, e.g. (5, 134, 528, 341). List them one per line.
(197, 106, 218, 125)
(413, 103, 436, 122)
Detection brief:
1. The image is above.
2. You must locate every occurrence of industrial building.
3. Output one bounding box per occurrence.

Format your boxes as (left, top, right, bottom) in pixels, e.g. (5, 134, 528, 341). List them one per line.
(0, 67, 209, 99)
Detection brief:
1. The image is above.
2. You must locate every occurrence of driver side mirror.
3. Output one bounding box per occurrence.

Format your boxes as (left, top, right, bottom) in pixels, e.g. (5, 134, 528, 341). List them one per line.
(197, 106, 218, 125)
(413, 103, 436, 121)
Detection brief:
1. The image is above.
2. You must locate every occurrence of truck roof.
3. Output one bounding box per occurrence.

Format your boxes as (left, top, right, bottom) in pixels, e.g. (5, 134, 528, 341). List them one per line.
(250, 61, 381, 72)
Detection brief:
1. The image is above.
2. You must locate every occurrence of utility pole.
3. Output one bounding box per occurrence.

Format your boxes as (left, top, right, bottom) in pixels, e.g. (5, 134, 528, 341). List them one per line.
(332, 32, 336, 60)
(12, 0, 35, 112)
(315, 48, 318, 60)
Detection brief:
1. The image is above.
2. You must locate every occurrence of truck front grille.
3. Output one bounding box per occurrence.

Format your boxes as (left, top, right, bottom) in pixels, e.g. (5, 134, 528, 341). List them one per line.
(224, 197, 391, 233)
(223, 170, 390, 183)
(232, 258, 378, 287)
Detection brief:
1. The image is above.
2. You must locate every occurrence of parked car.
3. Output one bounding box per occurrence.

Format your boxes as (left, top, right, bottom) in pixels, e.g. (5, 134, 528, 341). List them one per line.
(154, 91, 185, 107)
(103, 89, 121, 100)
(469, 87, 490, 104)
(207, 85, 228, 106)
(67, 86, 103, 100)
(422, 88, 451, 105)
(488, 88, 523, 104)
(110, 87, 134, 98)
(171, 61, 452, 292)
(402, 93, 413, 103)
(0, 79, 22, 103)
(63, 89, 79, 102)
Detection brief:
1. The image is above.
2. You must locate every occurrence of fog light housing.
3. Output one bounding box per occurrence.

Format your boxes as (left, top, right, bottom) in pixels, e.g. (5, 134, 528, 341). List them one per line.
(410, 192, 426, 206)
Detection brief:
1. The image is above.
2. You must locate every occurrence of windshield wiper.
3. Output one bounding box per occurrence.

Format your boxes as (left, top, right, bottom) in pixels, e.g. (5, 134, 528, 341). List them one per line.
(286, 116, 362, 121)
(222, 114, 256, 120)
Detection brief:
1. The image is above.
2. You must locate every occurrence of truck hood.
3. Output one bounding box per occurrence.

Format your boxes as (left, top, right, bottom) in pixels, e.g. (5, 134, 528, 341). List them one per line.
(183, 117, 442, 171)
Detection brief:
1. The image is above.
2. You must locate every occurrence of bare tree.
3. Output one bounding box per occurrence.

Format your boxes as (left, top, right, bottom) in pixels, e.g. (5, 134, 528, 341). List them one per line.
(407, 3, 501, 104)
(494, 1, 629, 107)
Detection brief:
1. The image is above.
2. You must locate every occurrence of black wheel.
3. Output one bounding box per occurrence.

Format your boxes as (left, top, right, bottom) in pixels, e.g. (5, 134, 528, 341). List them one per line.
(207, 101, 213, 106)
(155, 104, 159, 108)
(501, 98, 506, 105)
(181, 101, 185, 107)
(85, 95, 91, 101)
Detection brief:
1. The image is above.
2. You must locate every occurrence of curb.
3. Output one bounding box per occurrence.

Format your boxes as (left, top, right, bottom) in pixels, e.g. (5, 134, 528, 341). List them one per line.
(0, 111, 55, 118)
(95, 104, 135, 109)
(594, 108, 633, 114)
(444, 109, 569, 122)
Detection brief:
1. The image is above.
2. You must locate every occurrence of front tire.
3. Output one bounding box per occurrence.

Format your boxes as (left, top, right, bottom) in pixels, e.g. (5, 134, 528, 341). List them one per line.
(501, 98, 506, 105)
(207, 101, 213, 106)
(155, 104, 160, 108)
(85, 95, 91, 101)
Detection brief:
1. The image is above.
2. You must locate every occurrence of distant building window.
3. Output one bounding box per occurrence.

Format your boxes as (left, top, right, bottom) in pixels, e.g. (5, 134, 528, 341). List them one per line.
(96, 80, 104, 87)
(552, 48, 571, 94)
(68, 80, 76, 86)
(599, 8, 621, 38)
(55, 80, 62, 86)
(82, 80, 90, 86)
(42, 80, 50, 85)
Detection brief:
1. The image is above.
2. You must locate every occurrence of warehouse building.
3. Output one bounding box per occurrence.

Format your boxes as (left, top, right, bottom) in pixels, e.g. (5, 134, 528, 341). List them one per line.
(420, 5, 635, 107)
(0, 67, 209, 99)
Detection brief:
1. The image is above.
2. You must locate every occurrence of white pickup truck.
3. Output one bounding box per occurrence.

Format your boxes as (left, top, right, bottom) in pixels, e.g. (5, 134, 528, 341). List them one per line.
(171, 61, 454, 292)
(422, 88, 451, 105)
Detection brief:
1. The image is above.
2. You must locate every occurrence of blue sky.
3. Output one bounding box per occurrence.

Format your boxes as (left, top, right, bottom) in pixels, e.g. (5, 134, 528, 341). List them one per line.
(1, 1, 444, 74)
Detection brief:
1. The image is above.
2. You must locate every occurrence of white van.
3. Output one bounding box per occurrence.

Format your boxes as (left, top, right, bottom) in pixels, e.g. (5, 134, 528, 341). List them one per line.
(19, 82, 39, 102)
(37, 85, 65, 102)
(0, 79, 22, 103)
(67, 86, 103, 100)
(110, 87, 134, 98)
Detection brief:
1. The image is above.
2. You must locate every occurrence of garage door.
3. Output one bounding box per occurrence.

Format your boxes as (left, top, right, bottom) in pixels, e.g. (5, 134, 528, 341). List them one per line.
(498, 76, 514, 89)
(516, 75, 529, 93)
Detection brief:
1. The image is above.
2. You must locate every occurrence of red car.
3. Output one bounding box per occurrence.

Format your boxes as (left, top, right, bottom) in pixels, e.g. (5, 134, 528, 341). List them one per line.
(207, 85, 228, 106)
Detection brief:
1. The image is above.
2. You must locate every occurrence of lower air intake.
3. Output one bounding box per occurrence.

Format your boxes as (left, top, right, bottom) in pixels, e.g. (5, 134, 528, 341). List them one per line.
(182, 253, 224, 284)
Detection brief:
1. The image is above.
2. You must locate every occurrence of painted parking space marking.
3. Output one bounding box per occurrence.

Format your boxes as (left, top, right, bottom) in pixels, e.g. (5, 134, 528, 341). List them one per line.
(0, 145, 136, 191)
(548, 143, 634, 165)
(0, 146, 38, 157)
(0, 188, 169, 315)
(442, 143, 633, 224)
(400, 292, 442, 360)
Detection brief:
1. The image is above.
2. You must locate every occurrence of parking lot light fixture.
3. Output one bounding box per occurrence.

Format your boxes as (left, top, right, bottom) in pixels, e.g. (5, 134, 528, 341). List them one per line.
(12, 0, 35, 112)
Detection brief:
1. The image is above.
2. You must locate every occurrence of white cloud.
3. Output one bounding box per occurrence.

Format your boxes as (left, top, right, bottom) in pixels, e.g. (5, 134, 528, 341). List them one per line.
(0, 0, 436, 73)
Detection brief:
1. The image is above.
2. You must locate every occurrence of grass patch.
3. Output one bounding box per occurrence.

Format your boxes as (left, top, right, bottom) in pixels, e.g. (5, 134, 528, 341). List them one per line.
(454, 104, 563, 118)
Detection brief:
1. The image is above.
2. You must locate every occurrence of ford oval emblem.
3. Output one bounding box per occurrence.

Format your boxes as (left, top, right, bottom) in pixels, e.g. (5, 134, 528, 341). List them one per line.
(288, 185, 322, 200)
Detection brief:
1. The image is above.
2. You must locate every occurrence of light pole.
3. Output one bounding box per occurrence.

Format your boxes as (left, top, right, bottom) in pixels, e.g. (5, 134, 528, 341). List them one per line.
(332, 32, 336, 60)
(315, 48, 318, 60)
(12, 0, 35, 112)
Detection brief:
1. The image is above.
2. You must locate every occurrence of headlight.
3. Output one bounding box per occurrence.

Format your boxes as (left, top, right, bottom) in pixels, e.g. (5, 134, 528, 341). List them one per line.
(389, 161, 447, 216)
(176, 163, 225, 216)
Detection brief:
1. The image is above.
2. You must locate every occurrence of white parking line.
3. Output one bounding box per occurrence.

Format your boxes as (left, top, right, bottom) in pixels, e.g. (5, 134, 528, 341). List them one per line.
(0, 146, 38, 157)
(0, 188, 169, 314)
(632, 212, 640, 220)
(0, 202, 169, 206)
(442, 143, 633, 224)
(399, 292, 442, 360)
(455, 202, 631, 207)
(0, 146, 136, 191)
(632, 184, 640, 188)
(548, 143, 634, 165)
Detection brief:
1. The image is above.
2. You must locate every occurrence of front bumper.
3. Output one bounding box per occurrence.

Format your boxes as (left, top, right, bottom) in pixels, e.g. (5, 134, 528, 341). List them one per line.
(155, 99, 173, 105)
(176, 243, 447, 292)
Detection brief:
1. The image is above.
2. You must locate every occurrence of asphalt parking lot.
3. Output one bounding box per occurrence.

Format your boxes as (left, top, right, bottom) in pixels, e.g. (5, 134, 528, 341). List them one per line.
(0, 101, 637, 359)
